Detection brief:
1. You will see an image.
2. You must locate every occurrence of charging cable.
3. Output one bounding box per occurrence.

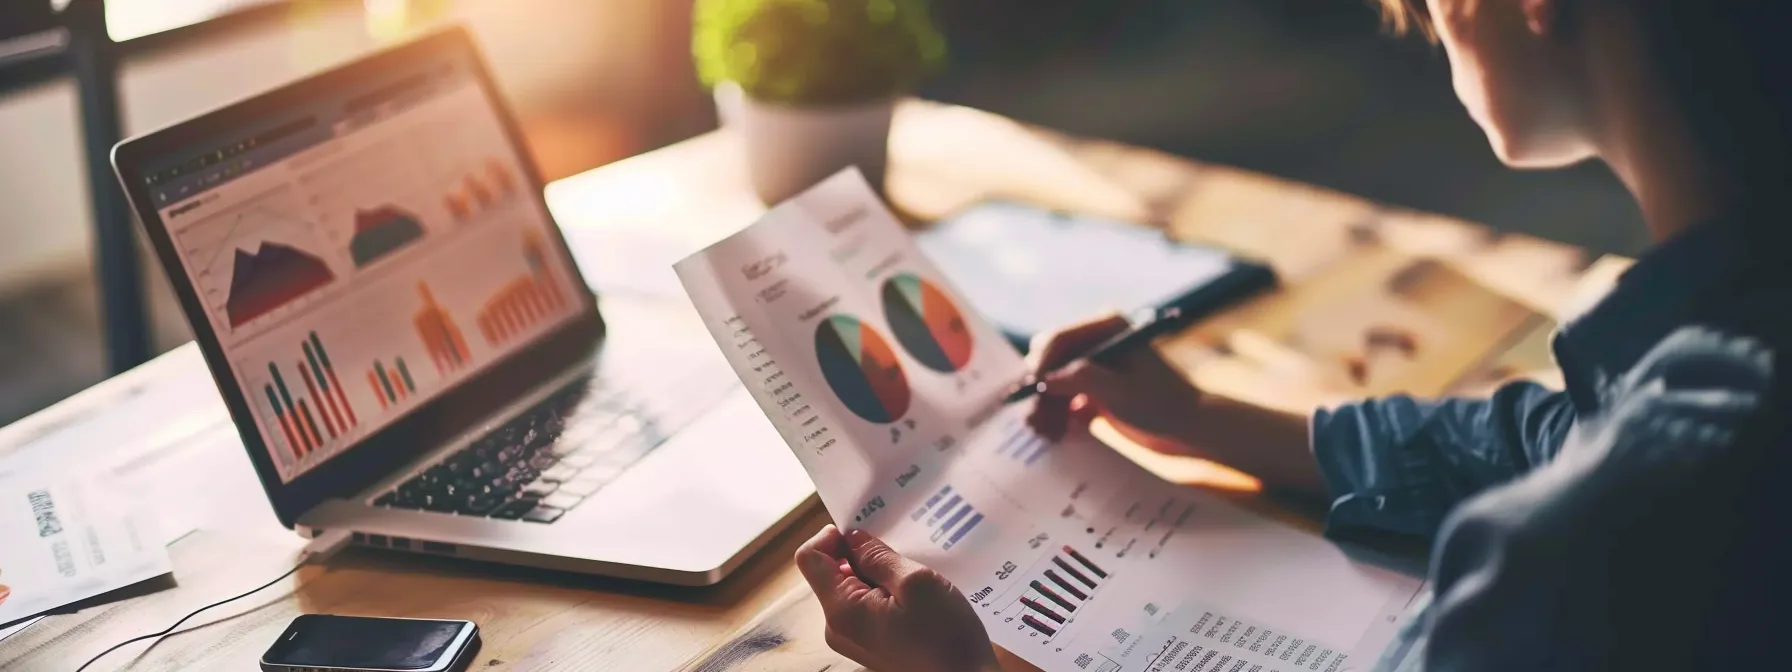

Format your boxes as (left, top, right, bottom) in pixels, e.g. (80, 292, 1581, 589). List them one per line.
(73, 529, 355, 672)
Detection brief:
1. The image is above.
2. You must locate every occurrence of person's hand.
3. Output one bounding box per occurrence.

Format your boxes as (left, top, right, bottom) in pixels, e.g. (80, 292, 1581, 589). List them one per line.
(797, 525, 999, 672)
(1024, 313, 1330, 499)
(1024, 313, 1206, 454)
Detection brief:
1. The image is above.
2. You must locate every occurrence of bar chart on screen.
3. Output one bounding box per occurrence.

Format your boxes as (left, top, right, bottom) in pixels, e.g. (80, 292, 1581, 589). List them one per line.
(260, 332, 360, 467)
(442, 158, 520, 222)
(414, 282, 471, 374)
(366, 356, 419, 412)
(477, 231, 570, 347)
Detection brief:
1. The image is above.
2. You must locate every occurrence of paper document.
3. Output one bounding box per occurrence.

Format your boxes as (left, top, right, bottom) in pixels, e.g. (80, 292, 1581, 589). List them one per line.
(676, 170, 1423, 672)
(0, 474, 171, 626)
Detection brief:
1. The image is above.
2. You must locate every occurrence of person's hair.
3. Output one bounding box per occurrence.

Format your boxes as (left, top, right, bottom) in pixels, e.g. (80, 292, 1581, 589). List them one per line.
(1373, 0, 1432, 41)
(1372, 0, 1792, 195)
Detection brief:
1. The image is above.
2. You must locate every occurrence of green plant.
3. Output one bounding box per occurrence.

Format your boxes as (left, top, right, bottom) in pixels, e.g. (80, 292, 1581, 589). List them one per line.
(695, 0, 947, 106)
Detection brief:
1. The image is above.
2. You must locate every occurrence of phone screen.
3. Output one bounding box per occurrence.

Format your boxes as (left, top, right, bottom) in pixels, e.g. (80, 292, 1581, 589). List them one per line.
(265, 615, 467, 670)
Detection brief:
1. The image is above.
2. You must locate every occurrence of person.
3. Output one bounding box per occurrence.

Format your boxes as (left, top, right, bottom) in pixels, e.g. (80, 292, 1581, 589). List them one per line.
(796, 0, 1792, 669)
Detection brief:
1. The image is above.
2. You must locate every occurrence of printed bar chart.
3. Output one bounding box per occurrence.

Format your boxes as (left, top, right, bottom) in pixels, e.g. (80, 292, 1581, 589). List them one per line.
(1006, 545, 1111, 642)
(912, 484, 987, 551)
(1065, 546, 1108, 579)
(1019, 597, 1067, 624)
(996, 431, 1050, 466)
(1021, 614, 1059, 638)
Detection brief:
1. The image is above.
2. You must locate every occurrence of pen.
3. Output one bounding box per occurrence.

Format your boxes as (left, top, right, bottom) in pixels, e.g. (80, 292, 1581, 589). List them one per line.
(1003, 305, 1185, 404)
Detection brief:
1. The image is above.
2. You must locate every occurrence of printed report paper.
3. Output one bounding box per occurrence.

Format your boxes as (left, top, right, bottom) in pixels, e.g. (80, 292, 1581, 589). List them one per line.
(0, 475, 171, 626)
(676, 170, 1424, 671)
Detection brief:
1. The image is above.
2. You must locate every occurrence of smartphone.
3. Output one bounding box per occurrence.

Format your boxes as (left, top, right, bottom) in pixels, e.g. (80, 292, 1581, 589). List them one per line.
(261, 614, 479, 672)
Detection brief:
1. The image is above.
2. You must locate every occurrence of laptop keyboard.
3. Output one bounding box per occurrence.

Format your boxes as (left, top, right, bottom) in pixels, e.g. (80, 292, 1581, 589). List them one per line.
(374, 360, 736, 524)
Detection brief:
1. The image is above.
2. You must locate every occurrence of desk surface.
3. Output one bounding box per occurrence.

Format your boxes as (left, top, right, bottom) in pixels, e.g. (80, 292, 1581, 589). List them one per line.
(0, 101, 1622, 672)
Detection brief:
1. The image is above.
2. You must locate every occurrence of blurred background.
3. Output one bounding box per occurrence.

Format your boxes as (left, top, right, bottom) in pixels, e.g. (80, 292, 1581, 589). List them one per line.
(0, 0, 1643, 426)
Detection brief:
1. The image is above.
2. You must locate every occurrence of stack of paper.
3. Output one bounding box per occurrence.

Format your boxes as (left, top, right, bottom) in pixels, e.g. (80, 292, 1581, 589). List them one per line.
(0, 474, 171, 628)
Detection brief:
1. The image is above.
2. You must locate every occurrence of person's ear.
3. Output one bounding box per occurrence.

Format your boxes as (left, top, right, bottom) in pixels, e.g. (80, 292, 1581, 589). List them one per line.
(1520, 0, 1560, 36)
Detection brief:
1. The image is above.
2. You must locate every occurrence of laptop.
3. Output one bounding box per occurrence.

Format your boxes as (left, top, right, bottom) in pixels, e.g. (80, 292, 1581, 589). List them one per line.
(111, 28, 816, 586)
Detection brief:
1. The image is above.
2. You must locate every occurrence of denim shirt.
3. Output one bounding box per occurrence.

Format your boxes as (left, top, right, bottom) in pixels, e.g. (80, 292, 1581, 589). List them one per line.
(1311, 219, 1790, 671)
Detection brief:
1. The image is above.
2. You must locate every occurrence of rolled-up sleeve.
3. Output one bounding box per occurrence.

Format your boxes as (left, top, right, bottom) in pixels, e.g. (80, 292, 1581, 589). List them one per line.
(1309, 381, 1575, 539)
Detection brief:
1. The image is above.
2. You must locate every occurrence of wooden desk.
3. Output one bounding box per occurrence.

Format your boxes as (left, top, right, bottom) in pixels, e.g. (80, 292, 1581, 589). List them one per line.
(0, 101, 1619, 672)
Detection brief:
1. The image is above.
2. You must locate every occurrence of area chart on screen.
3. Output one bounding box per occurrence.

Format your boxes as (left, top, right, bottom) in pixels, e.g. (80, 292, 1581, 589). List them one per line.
(225, 242, 335, 327)
(348, 205, 426, 268)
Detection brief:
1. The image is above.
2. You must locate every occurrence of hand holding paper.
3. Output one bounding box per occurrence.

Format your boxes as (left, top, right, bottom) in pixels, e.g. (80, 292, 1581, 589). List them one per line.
(797, 525, 1001, 672)
(676, 169, 1422, 672)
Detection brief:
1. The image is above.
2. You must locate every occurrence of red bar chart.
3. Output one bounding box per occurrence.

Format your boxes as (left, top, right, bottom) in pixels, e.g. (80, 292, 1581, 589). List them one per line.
(263, 331, 358, 463)
(367, 357, 418, 410)
(1005, 545, 1110, 641)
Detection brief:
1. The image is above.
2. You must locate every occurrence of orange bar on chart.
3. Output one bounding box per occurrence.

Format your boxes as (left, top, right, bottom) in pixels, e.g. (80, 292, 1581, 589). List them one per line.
(297, 360, 336, 439)
(297, 399, 324, 452)
(415, 283, 470, 374)
(368, 371, 389, 410)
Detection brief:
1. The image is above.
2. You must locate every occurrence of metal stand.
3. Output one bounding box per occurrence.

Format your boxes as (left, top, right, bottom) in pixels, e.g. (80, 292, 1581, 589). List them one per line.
(66, 0, 152, 372)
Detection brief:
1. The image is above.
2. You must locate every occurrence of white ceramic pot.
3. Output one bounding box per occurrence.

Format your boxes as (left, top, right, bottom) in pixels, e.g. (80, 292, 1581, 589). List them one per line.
(717, 83, 895, 205)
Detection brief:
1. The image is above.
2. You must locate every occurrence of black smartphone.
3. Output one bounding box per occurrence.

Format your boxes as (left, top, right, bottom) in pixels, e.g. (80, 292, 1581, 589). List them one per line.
(261, 614, 479, 672)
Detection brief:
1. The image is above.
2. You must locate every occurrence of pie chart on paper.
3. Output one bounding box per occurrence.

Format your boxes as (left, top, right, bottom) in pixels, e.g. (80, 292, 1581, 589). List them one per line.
(814, 315, 912, 424)
(882, 272, 975, 372)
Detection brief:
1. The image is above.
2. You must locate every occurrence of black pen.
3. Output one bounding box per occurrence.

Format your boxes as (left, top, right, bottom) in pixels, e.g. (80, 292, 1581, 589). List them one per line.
(1002, 260, 1277, 404)
(1003, 305, 1186, 404)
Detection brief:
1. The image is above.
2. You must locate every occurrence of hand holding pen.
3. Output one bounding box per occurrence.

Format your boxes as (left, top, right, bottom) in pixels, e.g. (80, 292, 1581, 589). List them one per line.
(1018, 312, 1208, 446)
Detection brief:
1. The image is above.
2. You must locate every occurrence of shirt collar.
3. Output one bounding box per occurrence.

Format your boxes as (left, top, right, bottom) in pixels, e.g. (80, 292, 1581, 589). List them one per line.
(1553, 218, 1756, 400)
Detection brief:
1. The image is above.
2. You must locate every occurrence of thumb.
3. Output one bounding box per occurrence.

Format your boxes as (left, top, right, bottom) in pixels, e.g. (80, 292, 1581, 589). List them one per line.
(844, 528, 924, 595)
(797, 526, 861, 614)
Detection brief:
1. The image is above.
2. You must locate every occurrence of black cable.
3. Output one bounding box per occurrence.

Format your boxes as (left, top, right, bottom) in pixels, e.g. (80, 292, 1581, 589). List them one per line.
(73, 562, 303, 672)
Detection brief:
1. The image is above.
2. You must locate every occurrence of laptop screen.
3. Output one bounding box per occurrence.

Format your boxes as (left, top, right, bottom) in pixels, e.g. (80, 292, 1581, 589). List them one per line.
(134, 48, 583, 484)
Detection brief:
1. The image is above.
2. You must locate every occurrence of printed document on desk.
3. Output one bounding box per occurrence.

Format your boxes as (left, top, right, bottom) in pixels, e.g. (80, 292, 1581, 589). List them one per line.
(0, 475, 171, 627)
(675, 170, 1424, 672)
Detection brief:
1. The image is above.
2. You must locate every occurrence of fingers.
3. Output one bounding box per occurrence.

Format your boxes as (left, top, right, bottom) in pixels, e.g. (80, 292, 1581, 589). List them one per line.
(798, 526, 870, 616)
(1027, 389, 1078, 442)
(1027, 359, 1128, 440)
(1028, 313, 1130, 371)
(844, 528, 934, 602)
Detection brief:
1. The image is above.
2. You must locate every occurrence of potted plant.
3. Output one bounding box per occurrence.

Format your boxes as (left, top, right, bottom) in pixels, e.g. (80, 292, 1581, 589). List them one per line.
(695, 0, 947, 204)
